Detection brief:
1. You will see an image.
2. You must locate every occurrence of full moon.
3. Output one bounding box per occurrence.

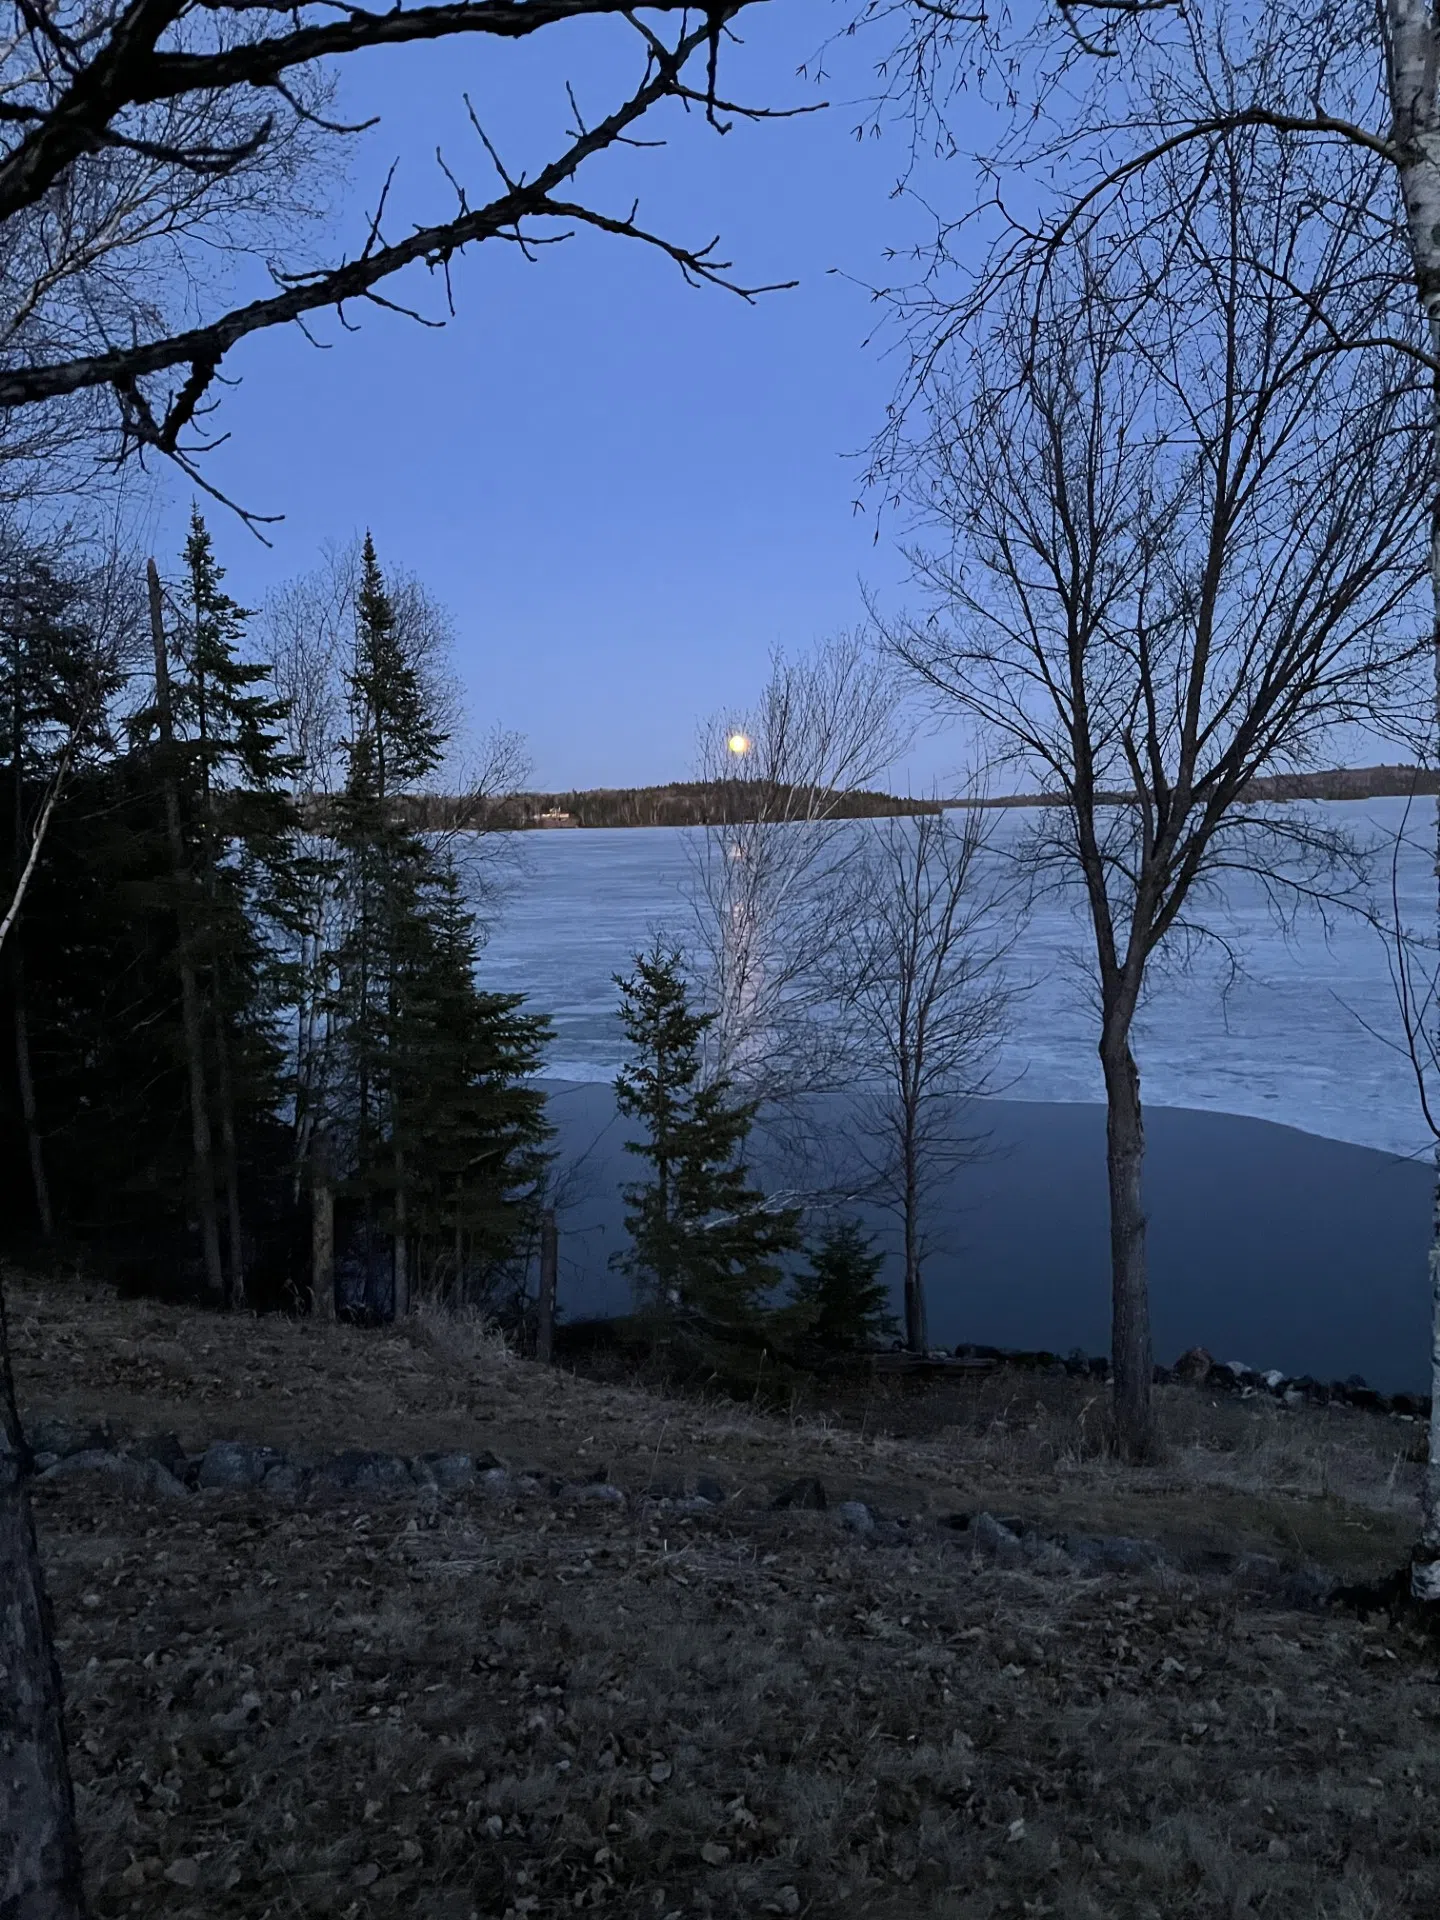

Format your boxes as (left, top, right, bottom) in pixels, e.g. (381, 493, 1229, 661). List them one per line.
(726, 732, 751, 757)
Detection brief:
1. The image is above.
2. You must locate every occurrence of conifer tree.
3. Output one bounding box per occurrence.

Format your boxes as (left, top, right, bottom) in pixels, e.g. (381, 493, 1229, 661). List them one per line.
(613, 942, 799, 1331)
(328, 535, 551, 1313)
(783, 1220, 897, 1354)
(0, 544, 122, 1240)
(170, 510, 307, 1304)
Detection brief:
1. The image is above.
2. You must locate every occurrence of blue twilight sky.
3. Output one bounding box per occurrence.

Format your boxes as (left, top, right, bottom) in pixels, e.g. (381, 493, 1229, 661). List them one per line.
(145, 3, 979, 792)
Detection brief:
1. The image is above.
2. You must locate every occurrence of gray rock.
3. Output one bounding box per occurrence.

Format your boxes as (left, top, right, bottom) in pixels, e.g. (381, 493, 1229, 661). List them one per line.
(1262, 1369, 1287, 1393)
(837, 1500, 876, 1537)
(128, 1431, 188, 1477)
(970, 1511, 1024, 1560)
(772, 1476, 827, 1511)
(560, 1481, 626, 1506)
(314, 1449, 412, 1495)
(412, 1451, 474, 1491)
(478, 1467, 513, 1496)
(40, 1450, 188, 1499)
(198, 1440, 279, 1490)
(262, 1462, 310, 1497)
(693, 1475, 727, 1505)
(26, 1416, 111, 1459)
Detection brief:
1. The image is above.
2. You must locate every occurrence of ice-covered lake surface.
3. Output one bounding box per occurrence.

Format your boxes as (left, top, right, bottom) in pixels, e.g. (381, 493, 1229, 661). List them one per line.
(476, 797, 1436, 1160)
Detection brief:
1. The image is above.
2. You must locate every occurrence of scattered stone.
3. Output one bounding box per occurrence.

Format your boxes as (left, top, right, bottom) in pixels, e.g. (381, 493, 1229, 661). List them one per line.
(837, 1500, 875, 1537)
(693, 1475, 727, 1505)
(772, 1476, 827, 1511)
(25, 1415, 111, 1460)
(1173, 1346, 1213, 1384)
(164, 1860, 201, 1890)
(560, 1481, 626, 1506)
(40, 1450, 188, 1499)
(478, 1467, 513, 1496)
(128, 1431, 188, 1478)
(969, 1512, 1024, 1561)
(412, 1451, 475, 1491)
(314, 1449, 413, 1495)
(197, 1440, 279, 1490)
(765, 1888, 801, 1916)
(1262, 1369, 1287, 1393)
(262, 1462, 309, 1498)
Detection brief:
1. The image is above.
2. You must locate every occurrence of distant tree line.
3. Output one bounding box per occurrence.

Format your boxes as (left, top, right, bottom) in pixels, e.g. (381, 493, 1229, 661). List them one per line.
(386, 782, 944, 833)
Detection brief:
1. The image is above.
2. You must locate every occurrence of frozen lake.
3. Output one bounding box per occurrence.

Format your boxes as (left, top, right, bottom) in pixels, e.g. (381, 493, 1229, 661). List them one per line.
(478, 797, 1437, 1160)
(467, 798, 1440, 1384)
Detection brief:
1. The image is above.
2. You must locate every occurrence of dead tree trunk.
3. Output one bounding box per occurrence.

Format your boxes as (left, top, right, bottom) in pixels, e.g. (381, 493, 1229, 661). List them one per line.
(147, 560, 225, 1306)
(11, 947, 52, 1241)
(0, 1279, 85, 1920)
(1101, 1020, 1154, 1460)
(211, 1023, 246, 1311)
(311, 1133, 335, 1321)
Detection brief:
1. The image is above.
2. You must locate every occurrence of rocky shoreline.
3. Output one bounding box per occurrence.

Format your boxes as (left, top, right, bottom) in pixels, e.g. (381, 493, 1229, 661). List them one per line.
(947, 1341, 1433, 1419)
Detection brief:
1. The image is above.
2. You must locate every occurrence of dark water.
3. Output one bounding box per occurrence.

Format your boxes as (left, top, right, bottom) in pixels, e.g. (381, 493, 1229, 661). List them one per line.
(541, 1082, 1433, 1392)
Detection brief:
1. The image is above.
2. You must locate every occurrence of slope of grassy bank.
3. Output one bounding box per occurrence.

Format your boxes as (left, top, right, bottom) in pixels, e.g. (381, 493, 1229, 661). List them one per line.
(10, 1271, 1440, 1918)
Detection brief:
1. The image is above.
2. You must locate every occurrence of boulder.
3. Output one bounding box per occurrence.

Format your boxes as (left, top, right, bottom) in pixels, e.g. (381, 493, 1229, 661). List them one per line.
(969, 1512, 1025, 1562)
(262, 1462, 310, 1497)
(478, 1467, 513, 1496)
(837, 1500, 875, 1537)
(771, 1476, 827, 1511)
(1172, 1346, 1213, 1384)
(40, 1449, 188, 1499)
(197, 1440, 279, 1490)
(413, 1451, 475, 1491)
(559, 1481, 626, 1506)
(25, 1415, 112, 1460)
(314, 1449, 413, 1495)
(129, 1431, 189, 1478)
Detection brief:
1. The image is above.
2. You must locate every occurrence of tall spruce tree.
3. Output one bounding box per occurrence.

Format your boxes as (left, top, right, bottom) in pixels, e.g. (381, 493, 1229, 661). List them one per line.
(169, 511, 307, 1304)
(328, 535, 551, 1314)
(613, 942, 799, 1332)
(0, 543, 122, 1241)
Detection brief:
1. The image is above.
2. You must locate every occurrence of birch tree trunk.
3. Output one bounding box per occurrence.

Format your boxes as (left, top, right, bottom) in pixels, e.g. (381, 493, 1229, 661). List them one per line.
(1101, 1020, 1154, 1459)
(10, 643, 52, 1239)
(0, 1281, 85, 1920)
(1384, 0, 1440, 1602)
(147, 560, 225, 1306)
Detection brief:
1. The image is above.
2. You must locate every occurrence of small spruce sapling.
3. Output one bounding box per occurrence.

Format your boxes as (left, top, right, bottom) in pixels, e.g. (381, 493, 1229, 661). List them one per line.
(785, 1219, 897, 1353)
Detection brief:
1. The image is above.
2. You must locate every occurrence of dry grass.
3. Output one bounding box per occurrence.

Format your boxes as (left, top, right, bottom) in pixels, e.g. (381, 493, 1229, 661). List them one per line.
(11, 1270, 1440, 1917)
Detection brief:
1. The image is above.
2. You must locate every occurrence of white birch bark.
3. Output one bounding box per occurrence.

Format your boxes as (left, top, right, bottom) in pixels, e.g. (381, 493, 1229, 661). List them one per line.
(1384, 0, 1440, 1600)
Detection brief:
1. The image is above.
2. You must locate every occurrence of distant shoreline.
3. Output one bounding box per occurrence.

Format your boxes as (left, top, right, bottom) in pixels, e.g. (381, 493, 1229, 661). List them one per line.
(393, 763, 1438, 832)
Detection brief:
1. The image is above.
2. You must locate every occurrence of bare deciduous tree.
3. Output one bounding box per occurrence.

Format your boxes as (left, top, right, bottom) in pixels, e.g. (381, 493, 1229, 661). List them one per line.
(834, 804, 1013, 1352)
(0, 0, 788, 511)
(884, 165, 1429, 1456)
(858, 0, 1440, 1592)
(687, 632, 909, 1106)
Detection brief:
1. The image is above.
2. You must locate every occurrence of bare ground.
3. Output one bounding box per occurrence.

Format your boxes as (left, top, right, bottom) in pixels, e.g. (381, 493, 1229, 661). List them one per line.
(9, 1270, 1440, 1919)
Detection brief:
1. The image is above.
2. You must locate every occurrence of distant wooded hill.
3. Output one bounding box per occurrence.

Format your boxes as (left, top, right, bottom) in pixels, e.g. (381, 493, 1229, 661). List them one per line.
(392, 783, 947, 832)
(318, 765, 1439, 834)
